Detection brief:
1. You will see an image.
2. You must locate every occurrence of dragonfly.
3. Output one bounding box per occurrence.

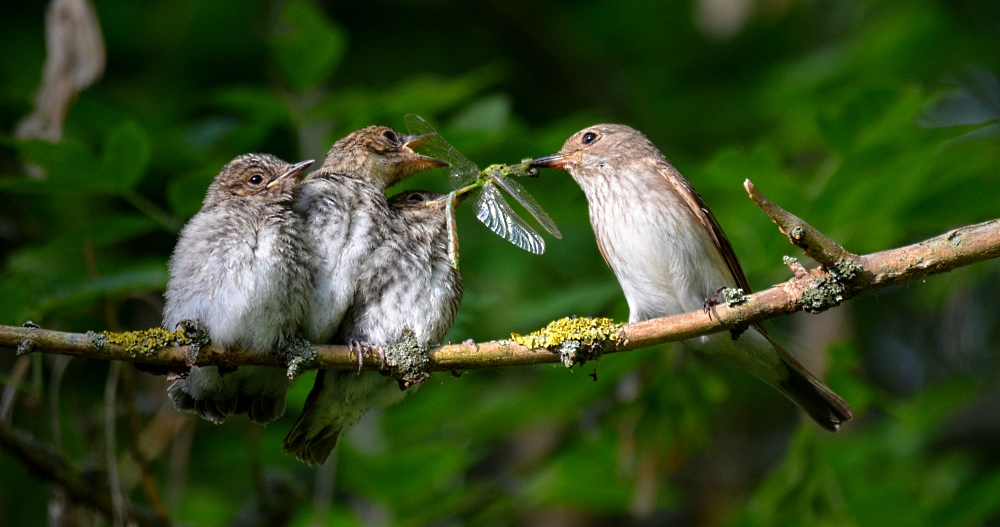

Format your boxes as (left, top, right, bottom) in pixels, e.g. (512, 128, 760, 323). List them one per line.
(403, 114, 562, 264)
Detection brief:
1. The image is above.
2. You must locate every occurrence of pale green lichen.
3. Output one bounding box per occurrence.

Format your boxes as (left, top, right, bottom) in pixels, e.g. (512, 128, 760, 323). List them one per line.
(86, 330, 108, 351)
(829, 259, 862, 281)
(512, 317, 623, 369)
(102, 327, 187, 357)
(801, 277, 845, 314)
(801, 259, 863, 314)
(720, 287, 747, 306)
(283, 334, 317, 380)
(16, 340, 33, 356)
(100, 320, 210, 361)
(384, 327, 430, 388)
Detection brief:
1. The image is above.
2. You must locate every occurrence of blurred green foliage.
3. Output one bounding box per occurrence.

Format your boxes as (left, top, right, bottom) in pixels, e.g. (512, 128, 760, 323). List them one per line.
(1, 0, 999, 525)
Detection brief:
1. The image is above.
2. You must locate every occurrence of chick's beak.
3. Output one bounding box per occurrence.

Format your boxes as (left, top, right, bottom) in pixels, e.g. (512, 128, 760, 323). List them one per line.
(268, 159, 314, 188)
(529, 151, 575, 170)
(402, 133, 450, 170)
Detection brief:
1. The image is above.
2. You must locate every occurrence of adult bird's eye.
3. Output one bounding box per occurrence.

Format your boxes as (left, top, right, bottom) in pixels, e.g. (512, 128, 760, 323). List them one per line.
(582, 132, 598, 145)
(383, 130, 398, 142)
(249, 174, 263, 185)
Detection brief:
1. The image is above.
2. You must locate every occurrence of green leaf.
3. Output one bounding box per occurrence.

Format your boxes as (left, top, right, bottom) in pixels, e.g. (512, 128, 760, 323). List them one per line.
(451, 94, 513, 132)
(168, 167, 216, 219)
(100, 121, 152, 192)
(271, 0, 347, 92)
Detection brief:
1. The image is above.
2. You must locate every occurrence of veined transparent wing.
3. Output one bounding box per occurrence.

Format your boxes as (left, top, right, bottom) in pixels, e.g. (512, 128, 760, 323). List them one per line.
(474, 183, 546, 255)
(489, 170, 563, 239)
(403, 114, 480, 186)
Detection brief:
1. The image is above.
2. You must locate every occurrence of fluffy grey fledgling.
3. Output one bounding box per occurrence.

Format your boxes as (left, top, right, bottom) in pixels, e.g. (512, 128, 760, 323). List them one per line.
(284, 190, 464, 466)
(163, 154, 315, 425)
(532, 124, 853, 431)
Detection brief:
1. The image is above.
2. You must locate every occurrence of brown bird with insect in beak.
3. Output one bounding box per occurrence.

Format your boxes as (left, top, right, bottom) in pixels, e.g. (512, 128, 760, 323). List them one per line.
(532, 124, 853, 431)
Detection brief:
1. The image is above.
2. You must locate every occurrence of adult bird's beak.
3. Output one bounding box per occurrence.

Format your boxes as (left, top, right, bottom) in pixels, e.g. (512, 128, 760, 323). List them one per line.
(268, 159, 314, 188)
(402, 133, 450, 170)
(529, 151, 574, 170)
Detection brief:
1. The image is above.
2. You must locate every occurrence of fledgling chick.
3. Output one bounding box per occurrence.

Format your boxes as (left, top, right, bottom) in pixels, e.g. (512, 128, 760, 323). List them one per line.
(294, 126, 448, 345)
(532, 124, 853, 431)
(163, 154, 314, 425)
(284, 190, 464, 466)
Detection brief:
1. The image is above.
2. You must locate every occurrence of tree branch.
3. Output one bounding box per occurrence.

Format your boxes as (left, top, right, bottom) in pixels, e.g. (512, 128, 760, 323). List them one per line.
(1, 181, 999, 372)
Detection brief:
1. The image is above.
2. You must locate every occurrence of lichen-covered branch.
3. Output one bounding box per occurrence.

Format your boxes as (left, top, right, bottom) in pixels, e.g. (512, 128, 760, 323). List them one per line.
(2, 183, 999, 372)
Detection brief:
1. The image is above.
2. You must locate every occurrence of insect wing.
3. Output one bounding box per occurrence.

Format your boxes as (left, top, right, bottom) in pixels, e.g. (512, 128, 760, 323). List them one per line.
(475, 183, 546, 255)
(490, 172, 563, 239)
(403, 114, 480, 186)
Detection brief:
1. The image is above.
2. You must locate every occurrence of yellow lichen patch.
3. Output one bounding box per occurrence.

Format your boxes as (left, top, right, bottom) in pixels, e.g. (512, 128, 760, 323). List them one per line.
(511, 317, 623, 350)
(102, 327, 187, 357)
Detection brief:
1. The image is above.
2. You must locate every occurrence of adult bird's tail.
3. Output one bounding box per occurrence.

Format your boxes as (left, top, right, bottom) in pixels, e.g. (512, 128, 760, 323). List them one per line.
(768, 336, 854, 431)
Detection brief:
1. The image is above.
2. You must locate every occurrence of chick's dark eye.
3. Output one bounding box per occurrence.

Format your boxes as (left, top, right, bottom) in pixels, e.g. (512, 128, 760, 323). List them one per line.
(383, 130, 398, 142)
(582, 132, 598, 145)
(407, 193, 425, 203)
(249, 175, 263, 185)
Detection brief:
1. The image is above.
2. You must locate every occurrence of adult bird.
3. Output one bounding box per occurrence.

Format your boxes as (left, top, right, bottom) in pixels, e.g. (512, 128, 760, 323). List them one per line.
(284, 190, 466, 466)
(532, 124, 852, 431)
(164, 154, 315, 425)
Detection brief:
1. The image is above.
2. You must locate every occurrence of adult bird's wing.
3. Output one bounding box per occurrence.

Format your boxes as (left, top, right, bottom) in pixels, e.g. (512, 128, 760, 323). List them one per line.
(657, 161, 764, 331)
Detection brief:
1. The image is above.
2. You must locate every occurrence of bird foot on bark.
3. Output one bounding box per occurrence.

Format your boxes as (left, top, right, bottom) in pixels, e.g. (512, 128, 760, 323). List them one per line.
(702, 286, 728, 316)
(703, 287, 747, 318)
(348, 339, 384, 374)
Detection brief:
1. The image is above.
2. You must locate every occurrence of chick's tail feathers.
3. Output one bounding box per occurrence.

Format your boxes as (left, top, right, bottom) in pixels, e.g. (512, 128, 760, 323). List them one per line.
(168, 365, 288, 425)
(769, 336, 853, 431)
(283, 370, 409, 466)
(282, 371, 342, 467)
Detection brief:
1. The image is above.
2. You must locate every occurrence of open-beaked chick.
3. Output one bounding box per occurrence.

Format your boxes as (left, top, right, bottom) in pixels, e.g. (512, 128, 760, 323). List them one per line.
(284, 190, 465, 466)
(294, 126, 447, 344)
(283, 128, 452, 465)
(532, 124, 853, 431)
(163, 154, 315, 425)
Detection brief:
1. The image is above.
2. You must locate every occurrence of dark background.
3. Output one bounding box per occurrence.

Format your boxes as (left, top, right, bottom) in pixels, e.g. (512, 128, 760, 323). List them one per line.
(2, 0, 1000, 525)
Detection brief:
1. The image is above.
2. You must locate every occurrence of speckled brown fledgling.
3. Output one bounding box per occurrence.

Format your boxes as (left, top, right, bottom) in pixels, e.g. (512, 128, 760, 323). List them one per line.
(294, 126, 448, 344)
(284, 190, 465, 466)
(163, 154, 315, 425)
(283, 128, 451, 465)
(532, 124, 853, 431)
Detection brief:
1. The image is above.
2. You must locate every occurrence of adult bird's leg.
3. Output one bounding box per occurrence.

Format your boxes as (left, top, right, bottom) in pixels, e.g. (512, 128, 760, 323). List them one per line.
(702, 286, 729, 314)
